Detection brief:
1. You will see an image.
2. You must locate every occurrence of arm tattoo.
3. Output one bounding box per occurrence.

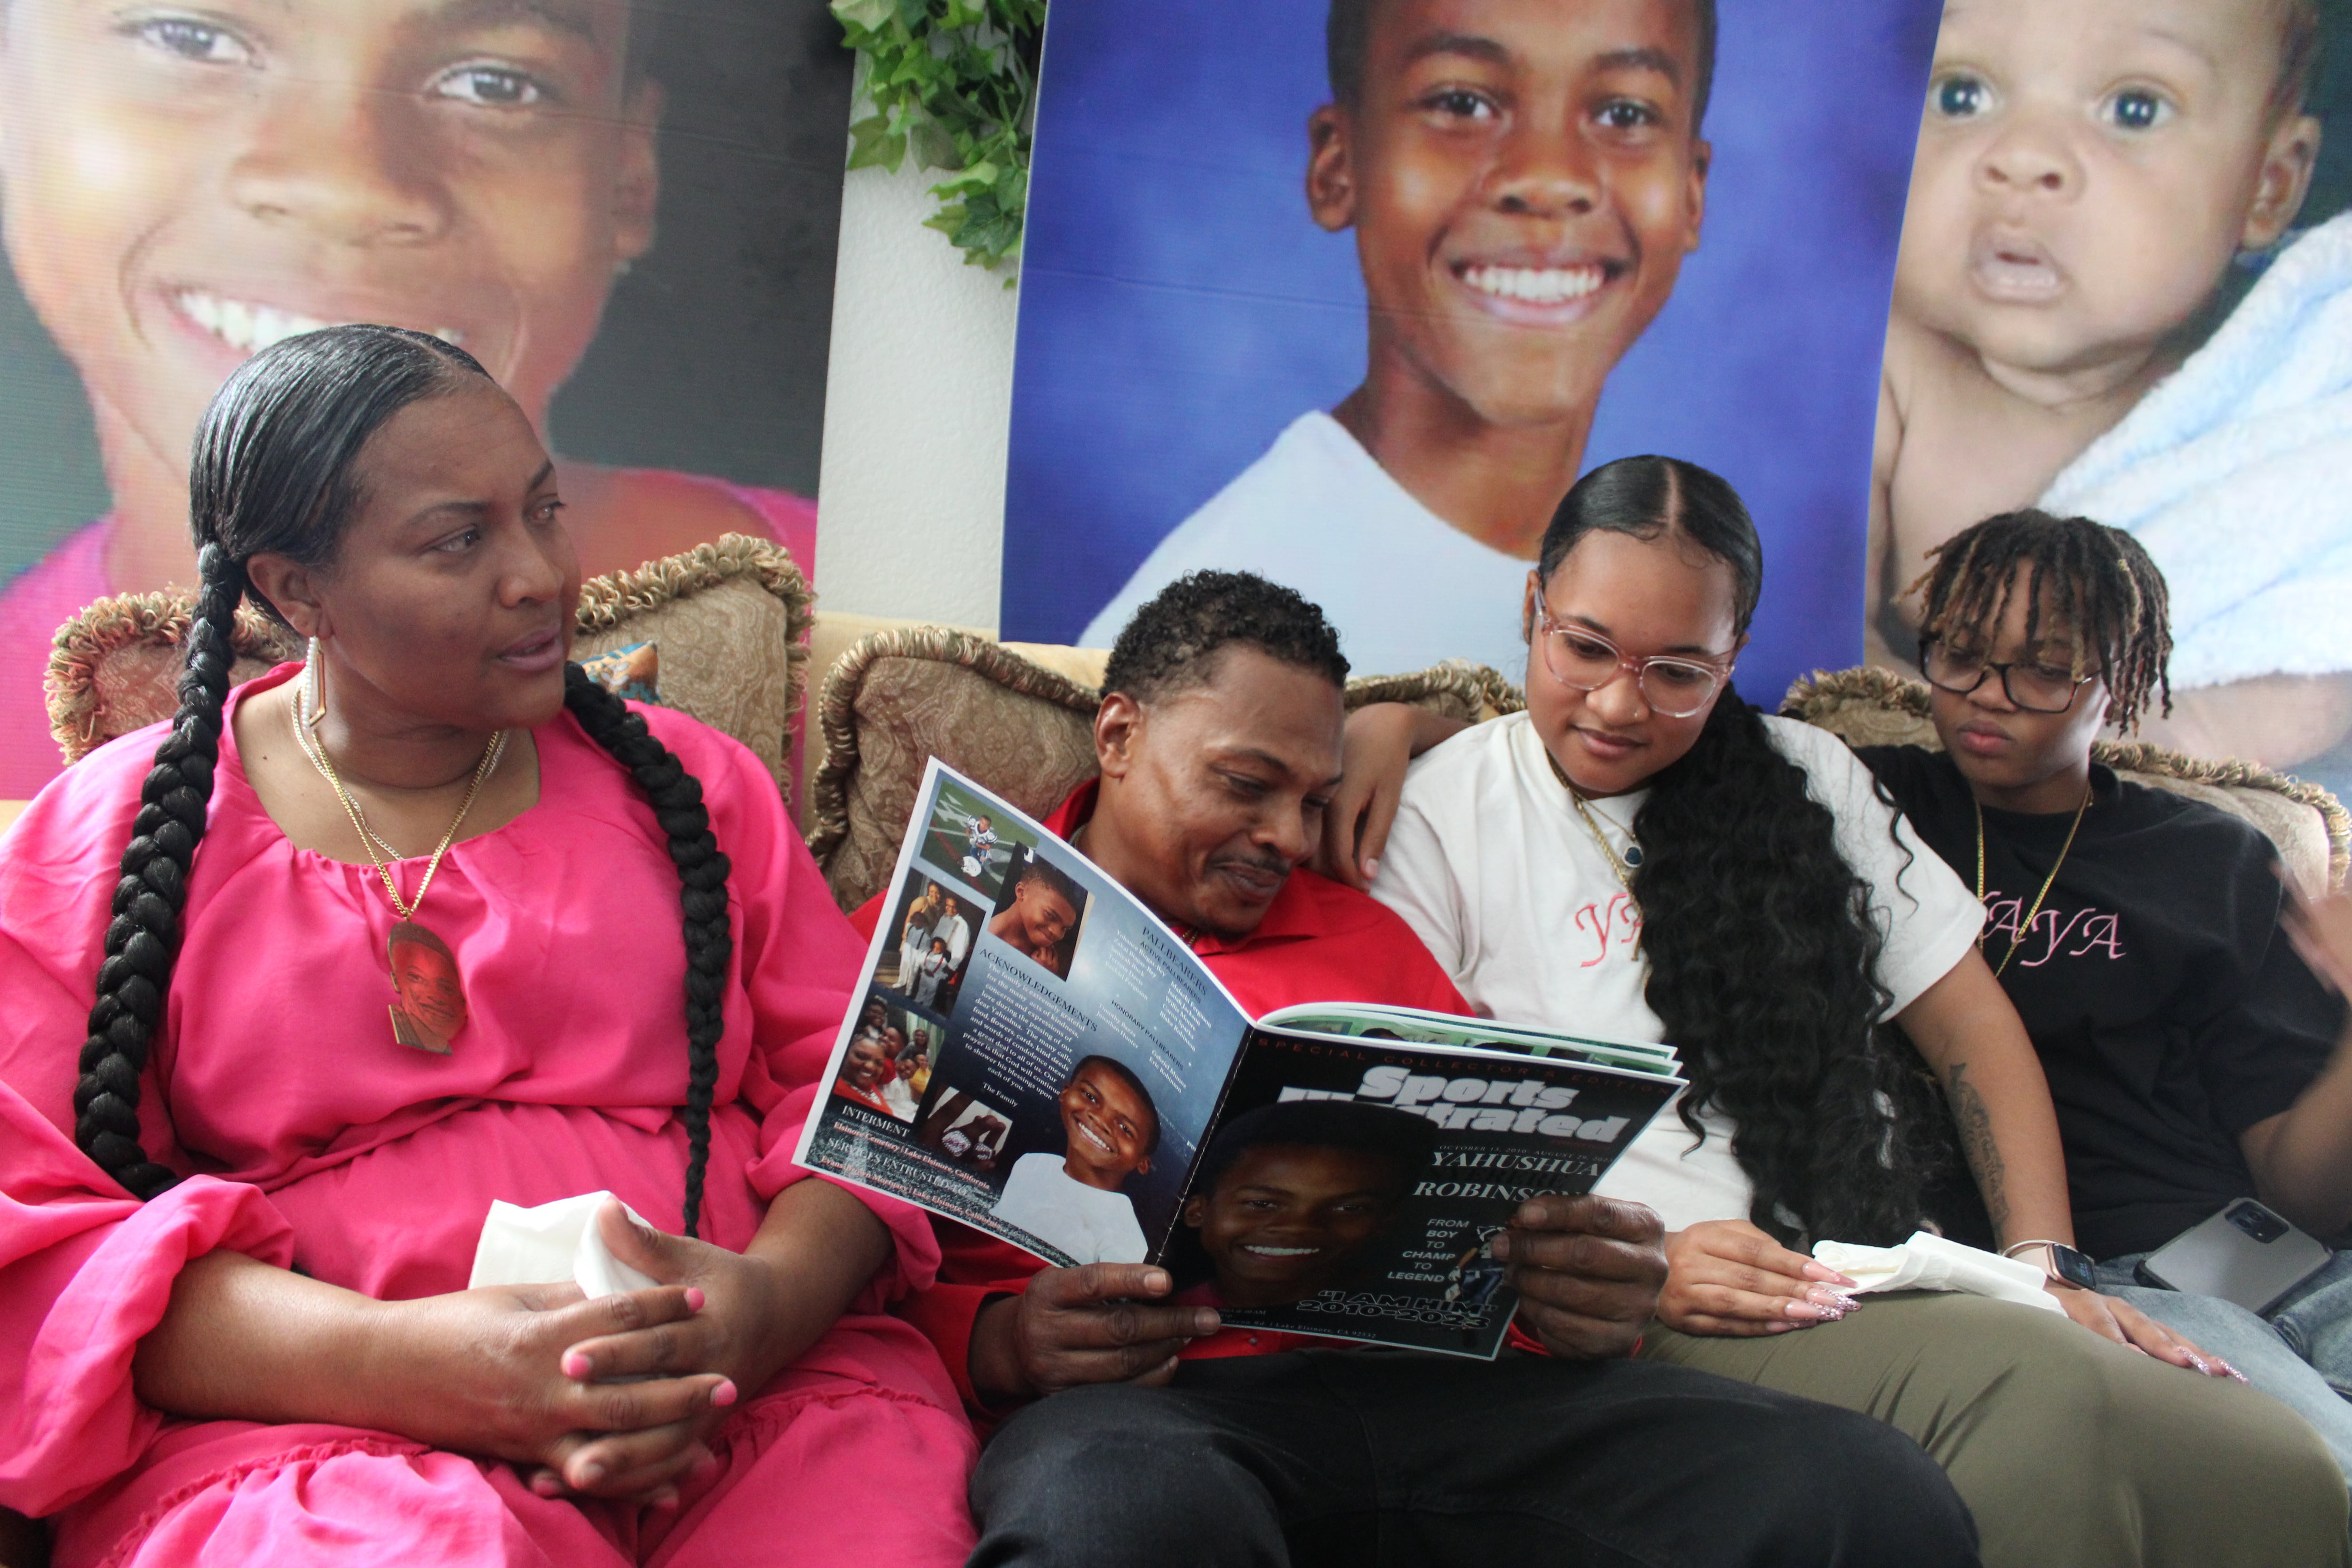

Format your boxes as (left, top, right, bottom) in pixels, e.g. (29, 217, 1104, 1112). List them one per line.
(1946, 1061, 2010, 1237)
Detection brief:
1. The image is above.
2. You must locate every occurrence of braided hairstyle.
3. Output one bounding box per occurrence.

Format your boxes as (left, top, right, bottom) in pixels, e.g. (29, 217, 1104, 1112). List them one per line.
(1908, 509, 2173, 737)
(76, 324, 736, 1237)
(1539, 457, 1940, 1244)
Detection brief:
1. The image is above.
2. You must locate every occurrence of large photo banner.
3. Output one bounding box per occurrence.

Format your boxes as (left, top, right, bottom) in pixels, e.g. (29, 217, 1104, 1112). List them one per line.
(1867, 0, 2352, 796)
(0, 0, 853, 796)
(1000, 0, 1942, 706)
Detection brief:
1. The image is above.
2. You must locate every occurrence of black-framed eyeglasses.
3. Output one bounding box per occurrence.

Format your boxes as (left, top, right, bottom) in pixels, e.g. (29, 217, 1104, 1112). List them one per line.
(1920, 638, 2102, 714)
(1534, 607, 1732, 719)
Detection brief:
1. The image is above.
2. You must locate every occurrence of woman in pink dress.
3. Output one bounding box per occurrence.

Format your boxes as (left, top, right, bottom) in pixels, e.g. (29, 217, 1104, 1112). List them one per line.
(0, 326, 974, 1567)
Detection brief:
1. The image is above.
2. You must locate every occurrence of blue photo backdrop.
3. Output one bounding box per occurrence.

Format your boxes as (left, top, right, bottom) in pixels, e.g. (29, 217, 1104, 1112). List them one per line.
(1002, 0, 1942, 701)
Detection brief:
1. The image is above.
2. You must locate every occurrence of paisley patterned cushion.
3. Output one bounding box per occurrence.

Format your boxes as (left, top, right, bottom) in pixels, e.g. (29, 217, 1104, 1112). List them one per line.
(44, 534, 811, 791)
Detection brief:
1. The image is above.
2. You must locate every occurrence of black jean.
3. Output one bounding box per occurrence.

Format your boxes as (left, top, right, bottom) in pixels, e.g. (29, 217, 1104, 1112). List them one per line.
(968, 1349, 1980, 1568)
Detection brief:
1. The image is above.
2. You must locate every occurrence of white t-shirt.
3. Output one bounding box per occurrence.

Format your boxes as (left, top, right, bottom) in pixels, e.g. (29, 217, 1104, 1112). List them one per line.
(988, 1151, 1151, 1265)
(1078, 413, 1535, 677)
(1371, 712, 1984, 1233)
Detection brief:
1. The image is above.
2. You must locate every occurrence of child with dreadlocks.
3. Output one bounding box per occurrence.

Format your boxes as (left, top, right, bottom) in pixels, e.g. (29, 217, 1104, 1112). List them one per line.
(1859, 507, 2352, 1481)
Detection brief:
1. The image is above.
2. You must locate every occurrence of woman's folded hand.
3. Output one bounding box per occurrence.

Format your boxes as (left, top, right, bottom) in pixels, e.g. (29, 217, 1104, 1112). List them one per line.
(374, 1275, 737, 1504)
(1657, 1219, 1861, 1337)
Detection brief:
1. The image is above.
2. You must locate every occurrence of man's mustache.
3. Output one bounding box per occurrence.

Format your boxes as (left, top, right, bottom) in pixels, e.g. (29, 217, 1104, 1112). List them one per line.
(1209, 851, 1293, 882)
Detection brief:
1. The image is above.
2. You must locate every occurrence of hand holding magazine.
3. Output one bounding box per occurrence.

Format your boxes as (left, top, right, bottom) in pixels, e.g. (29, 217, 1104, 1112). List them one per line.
(795, 762, 1684, 1359)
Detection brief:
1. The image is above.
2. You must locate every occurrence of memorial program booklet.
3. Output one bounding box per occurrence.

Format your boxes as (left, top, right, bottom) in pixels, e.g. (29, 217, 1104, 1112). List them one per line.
(794, 761, 1685, 1359)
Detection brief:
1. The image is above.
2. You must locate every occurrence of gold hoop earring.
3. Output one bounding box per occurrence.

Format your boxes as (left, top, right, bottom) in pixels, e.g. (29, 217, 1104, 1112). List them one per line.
(303, 637, 326, 727)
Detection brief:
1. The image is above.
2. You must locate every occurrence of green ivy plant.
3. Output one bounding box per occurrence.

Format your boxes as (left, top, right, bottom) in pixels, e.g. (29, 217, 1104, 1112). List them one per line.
(833, 0, 1047, 278)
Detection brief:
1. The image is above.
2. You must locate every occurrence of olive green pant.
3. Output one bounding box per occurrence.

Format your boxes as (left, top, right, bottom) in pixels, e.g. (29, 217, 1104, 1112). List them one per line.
(1640, 1291, 2350, 1568)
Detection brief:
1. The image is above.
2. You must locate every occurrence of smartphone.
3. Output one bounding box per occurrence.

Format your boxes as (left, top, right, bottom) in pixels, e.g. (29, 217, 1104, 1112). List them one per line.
(2135, 1199, 2334, 1317)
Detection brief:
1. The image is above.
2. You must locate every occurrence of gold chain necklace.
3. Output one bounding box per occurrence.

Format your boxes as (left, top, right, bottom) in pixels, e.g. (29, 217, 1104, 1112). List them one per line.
(1974, 788, 2090, 979)
(293, 669, 507, 1053)
(1546, 748, 1640, 893)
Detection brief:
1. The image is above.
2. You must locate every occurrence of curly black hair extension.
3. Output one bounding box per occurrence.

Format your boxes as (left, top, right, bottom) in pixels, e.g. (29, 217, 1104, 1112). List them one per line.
(1102, 569, 1349, 704)
(1631, 686, 1944, 1243)
(1543, 456, 1941, 1243)
(78, 324, 736, 1237)
(1909, 509, 2173, 738)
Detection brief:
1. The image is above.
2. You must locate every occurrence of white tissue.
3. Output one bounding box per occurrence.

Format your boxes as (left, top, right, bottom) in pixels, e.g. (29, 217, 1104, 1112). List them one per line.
(469, 1190, 660, 1299)
(1812, 1230, 2065, 1315)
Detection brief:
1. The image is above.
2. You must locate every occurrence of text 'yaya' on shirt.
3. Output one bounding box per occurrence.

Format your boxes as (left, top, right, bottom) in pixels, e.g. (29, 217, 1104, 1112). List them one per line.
(1979, 891, 2126, 967)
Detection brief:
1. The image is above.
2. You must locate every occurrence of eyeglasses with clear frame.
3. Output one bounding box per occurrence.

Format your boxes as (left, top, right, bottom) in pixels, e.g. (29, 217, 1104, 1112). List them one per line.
(1919, 638, 2102, 714)
(1533, 606, 1732, 718)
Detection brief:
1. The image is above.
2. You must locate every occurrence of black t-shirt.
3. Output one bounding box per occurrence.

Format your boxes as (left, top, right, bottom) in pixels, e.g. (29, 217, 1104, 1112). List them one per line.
(1859, 746, 2342, 1259)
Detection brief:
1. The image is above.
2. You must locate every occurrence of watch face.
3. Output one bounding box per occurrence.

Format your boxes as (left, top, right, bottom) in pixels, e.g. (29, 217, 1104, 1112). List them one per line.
(2053, 1244, 2098, 1291)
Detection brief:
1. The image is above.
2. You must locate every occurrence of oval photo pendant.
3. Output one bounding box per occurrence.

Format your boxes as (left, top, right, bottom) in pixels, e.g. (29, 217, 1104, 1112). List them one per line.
(386, 919, 466, 1055)
(1623, 844, 1645, 868)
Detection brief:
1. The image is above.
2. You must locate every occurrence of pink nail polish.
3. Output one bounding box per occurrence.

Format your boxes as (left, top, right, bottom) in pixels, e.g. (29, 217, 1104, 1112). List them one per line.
(562, 1351, 592, 1379)
(711, 1378, 739, 1408)
(684, 1287, 706, 1312)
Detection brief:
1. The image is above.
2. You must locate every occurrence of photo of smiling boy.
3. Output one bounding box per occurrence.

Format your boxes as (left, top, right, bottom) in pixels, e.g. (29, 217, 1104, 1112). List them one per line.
(1177, 1101, 1438, 1311)
(1079, 0, 1711, 672)
(988, 1055, 1160, 1266)
(987, 852, 1087, 979)
(1871, 0, 2339, 765)
(0, 0, 842, 795)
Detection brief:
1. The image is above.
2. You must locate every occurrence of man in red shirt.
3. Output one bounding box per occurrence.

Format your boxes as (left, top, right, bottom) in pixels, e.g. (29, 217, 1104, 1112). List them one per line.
(857, 572, 1976, 1567)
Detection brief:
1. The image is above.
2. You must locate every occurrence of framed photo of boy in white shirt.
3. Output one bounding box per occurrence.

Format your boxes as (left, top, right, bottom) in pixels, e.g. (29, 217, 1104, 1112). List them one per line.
(1001, 0, 1943, 705)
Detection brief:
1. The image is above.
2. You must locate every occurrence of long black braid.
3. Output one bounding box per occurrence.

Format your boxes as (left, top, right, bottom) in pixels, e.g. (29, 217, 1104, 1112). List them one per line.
(75, 324, 736, 1238)
(1541, 457, 1940, 1243)
(1908, 508, 2172, 736)
(561, 669, 733, 1236)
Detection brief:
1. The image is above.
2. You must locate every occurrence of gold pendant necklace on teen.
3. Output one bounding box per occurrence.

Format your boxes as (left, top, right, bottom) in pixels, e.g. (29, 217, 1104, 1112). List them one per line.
(1974, 788, 2090, 979)
(293, 669, 507, 1054)
(1546, 748, 1642, 894)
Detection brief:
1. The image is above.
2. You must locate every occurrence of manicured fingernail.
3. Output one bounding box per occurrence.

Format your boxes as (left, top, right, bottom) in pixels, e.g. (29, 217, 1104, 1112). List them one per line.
(684, 1288, 706, 1312)
(562, 1351, 593, 1379)
(711, 1378, 739, 1408)
(577, 1462, 606, 1486)
(1144, 1270, 1171, 1293)
(1362, 857, 1379, 880)
(2225, 1365, 2250, 1384)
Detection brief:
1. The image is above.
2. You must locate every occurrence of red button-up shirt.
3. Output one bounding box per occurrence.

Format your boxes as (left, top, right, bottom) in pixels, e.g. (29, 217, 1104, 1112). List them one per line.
(850, 780, 1473, 1410)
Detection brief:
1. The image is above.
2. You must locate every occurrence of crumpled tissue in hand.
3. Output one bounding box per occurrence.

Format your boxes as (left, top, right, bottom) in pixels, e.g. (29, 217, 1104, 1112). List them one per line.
(468, 1190, 659, 1300)
(1812, 1230, 2064, 1315)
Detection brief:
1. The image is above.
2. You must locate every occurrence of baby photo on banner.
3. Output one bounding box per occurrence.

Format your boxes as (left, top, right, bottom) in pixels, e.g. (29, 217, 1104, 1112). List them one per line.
(0, 0, 854, 796)
(1000, 0, 1942, 706)
(1867, 0, 2352, 795)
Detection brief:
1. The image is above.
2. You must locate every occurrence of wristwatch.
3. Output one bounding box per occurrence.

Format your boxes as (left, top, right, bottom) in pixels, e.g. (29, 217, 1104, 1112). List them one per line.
(2003, 1239, 2098, 1291)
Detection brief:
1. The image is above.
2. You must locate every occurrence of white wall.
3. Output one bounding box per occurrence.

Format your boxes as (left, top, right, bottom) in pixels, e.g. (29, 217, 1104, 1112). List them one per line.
(812, 159, 1021, 632)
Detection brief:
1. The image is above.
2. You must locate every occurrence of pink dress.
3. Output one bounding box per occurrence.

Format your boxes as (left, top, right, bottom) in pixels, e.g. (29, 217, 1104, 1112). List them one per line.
(0, 476, 819, 800)
(0, 664, 974, 1568)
